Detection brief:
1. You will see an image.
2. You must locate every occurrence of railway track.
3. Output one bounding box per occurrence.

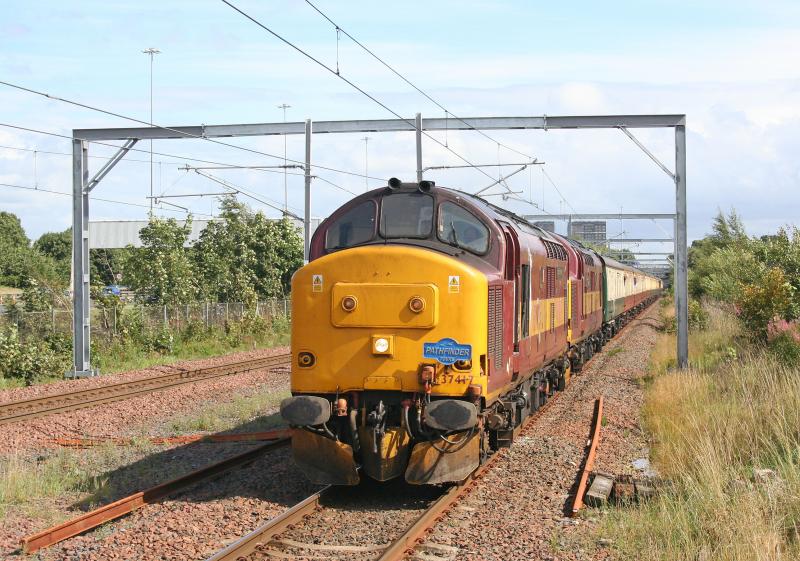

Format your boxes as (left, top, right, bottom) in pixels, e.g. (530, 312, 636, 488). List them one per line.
(206, 393, 569, 561)
(205, 304, 654, 561)
(0, 352, 290, 426)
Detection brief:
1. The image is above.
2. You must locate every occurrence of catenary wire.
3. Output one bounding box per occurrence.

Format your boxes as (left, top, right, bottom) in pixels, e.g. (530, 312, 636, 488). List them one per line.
(192, 169, 305, 218)
(303, 0, 538, 163)
(0, 81, 385, 181)
(0, 181, 213, 217)
(0, 122, 301, 215)
(0, 122, 364, 199)
(541, 167, 578, 215)
(219, 0, 501, 186)
(0, 143, 180, 165)
(0, 120, 549, 220)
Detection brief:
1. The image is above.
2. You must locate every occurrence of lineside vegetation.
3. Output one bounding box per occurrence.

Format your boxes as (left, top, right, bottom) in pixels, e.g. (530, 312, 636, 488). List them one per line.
(0, 196, 302, 387)
(602, 212, 800, 560)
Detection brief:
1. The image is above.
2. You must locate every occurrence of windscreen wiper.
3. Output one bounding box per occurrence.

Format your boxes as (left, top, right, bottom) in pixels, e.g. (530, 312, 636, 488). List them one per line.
(449, 220, 461, 248)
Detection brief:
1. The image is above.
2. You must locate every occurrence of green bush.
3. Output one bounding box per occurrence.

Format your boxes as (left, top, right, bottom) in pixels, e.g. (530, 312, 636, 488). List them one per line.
(0, 326, 68, 384)
(117, 306, 145, 344)
(179, 319, 209, 342)
(665, 299, 708, 333)
(736, 267, 793, 340)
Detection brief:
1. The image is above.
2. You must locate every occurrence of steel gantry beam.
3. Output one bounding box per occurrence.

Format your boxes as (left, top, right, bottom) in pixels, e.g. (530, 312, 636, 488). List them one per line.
(68, 113, 688, 376)
(72, 114, 687, 141)
(603, 238, 673, 243)
(523, 213, 675, 221)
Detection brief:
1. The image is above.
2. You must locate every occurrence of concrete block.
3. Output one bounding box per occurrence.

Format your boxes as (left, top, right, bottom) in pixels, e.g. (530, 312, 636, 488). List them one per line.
(586, 474, 614, 507)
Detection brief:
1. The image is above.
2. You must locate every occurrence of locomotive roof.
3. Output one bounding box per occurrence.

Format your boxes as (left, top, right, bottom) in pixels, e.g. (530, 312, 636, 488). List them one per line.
(316, 181, 660, 281)
(435, 184, 659, 280)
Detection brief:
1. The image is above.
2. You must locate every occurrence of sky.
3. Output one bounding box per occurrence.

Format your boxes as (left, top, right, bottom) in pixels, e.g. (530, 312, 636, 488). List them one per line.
(0, 0, 798, 260)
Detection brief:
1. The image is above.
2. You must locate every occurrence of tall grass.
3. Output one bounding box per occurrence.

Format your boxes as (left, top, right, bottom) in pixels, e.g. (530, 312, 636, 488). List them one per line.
(603, 306, 800, 560)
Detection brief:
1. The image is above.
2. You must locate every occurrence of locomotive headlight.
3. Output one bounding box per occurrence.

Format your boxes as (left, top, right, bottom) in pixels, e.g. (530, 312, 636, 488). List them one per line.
(371, 335, 393, 356)
(408, 296, 426, 313)
(341, 295, 358, 312)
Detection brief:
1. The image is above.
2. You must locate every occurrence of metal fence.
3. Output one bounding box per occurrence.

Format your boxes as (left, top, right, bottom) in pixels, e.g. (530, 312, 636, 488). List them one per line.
(0, 299, 291, 340)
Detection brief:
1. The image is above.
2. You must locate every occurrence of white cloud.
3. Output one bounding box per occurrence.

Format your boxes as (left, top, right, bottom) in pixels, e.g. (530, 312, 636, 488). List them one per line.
(0, 4, 798, 246)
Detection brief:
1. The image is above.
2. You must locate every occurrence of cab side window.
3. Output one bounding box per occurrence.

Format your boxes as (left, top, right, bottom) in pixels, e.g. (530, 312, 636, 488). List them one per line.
(437, 202, 490, 254)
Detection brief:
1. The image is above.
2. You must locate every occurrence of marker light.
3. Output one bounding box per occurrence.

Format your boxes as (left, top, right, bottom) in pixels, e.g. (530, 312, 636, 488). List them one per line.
(298, 351, 316, 368)
(341, 295, 358, 312)
(408, 296, 426, 313)
(374, 337, 390, 353)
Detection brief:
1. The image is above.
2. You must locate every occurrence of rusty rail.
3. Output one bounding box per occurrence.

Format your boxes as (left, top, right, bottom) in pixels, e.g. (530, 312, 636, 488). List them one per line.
(0, 353, 290, 426)
(21, 437, 290, 553)
(51, 428, 292, 448)
(571, 396, 604, 516)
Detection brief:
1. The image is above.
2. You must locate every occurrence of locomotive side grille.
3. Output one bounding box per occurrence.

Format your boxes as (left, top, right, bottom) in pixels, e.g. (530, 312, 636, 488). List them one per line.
(572, 280, 579, 324)
(543, 240, 568, 261)
(546, 266, 556, 298)
(550, 302, 556, 331)
(582, 253, 593, 267)
(488, 285, 504, 374)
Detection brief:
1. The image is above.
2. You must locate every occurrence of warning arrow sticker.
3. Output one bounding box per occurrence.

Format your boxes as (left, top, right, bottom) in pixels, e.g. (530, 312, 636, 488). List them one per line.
(448, 275, 460, 293)
(312, 274, 323, 292)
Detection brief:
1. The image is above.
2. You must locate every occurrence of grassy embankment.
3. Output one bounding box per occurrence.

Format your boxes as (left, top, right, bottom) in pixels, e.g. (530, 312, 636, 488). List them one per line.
(94, 316, 292, 375)
(602, 301, 800, 560)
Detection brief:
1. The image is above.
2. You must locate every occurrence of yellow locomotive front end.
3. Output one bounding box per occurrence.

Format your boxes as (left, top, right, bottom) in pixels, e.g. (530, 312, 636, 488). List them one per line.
(282, 244, 488, 485)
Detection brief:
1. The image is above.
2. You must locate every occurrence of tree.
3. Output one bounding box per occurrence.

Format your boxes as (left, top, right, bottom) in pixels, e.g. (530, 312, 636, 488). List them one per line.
(34, 229, 71, 262)
(709, 209, 747, 248)
(604, 247, 637, 263)
(122, 216, 197, 306)
(91, 248, 132, 287)
(194, 197, 303, 304)
(0, 212, 29, 249)
(688, 210, 751, 298)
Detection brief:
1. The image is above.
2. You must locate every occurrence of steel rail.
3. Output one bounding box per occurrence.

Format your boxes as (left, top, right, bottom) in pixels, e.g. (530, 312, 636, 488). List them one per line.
(22, 437, 291, 554)
(50, 428, 292, 448)
(571, 396, 604, 516)
(0, 353, 290, 426)
(206, 486, 332, 561)
(377, 377, 572, 560)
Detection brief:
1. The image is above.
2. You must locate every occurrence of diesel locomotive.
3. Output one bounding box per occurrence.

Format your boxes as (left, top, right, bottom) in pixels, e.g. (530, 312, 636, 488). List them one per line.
(280, 179, 661, 485)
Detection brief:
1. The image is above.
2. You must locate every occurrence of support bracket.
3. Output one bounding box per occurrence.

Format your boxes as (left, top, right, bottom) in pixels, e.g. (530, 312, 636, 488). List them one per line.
(618, 127, 675, 180)
(85, 139, 138, 193)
